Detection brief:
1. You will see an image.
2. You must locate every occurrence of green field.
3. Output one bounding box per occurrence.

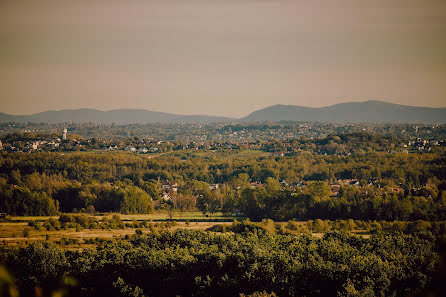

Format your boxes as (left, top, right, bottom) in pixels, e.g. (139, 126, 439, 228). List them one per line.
(1, 210, 242, 249)
(118, 211, 236, 221)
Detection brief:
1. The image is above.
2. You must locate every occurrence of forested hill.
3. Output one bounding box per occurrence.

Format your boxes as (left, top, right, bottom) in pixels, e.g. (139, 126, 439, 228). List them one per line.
(1, 100, 445, 124)
(241, 100, 446, 124)
(0, 109, 233, 124)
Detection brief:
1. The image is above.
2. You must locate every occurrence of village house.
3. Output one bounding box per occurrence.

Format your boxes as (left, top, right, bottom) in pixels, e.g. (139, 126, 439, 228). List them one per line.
(25, 141, 39, 151)
(209, 184, 221, 191)
(291, 181, 307, 188)
(162, 182, 178, 193)
(359, 188, 369, 195)
(48, 141, 60, 149)
(390, 187, 404, 195)
(137, 147, 148, 154)
(162, 192, 172, 202)
(330, 184, 341, 197)
(280, 180, 289, 187)
(338, 179, 359, 186)
(124, 145, 136, 152)
(250, 182, 264, 189)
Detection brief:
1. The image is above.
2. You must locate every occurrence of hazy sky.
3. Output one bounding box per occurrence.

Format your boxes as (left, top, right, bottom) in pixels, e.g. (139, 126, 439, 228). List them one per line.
(1, 0, 445, 117)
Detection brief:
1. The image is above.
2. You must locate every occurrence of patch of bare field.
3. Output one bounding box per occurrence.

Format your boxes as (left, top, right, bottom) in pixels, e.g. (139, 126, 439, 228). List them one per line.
(8, 216, 59, 221)
(0, 222, 28, 238)
(0, 220, 370, 249)
(0, 221, 234, 247)
(115, 211, 234, 221)
(7, 211, 237, 222)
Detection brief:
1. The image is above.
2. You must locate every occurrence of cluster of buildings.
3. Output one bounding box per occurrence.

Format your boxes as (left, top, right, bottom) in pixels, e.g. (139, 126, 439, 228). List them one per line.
(0, 123, 443, 156)
(1, 138, 63, 152)
(406, 138, 440, 152)
(158, 182, 221, 204)
(123, 145, 160, 154)
(155, 177, 411, 205)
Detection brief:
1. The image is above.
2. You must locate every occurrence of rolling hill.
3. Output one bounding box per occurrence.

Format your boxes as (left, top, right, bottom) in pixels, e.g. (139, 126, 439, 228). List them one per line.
(0, 109, 233, 124)
(1, 101, 445, 124)
(241, 101, 446, 124)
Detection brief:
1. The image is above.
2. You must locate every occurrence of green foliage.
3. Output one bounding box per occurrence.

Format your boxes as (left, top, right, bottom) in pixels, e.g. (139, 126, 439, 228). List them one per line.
(113, 277, 145, 297)
(119, 186, 153, 214)
(27, 220, 42, 231)
(22, 228, 30, 238)
(0, 146, 445, 221)
(0, 181, 57, 216)
(240, 291, 277, 297)
(307, 181, 331, 202)
(0, 230, 442, 297)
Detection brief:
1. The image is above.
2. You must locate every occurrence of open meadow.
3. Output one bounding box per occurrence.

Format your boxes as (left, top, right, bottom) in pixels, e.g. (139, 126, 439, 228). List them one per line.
(1, 211, 239, 248)
(7, 211, 235, 222)
(1, 211, 389, 250)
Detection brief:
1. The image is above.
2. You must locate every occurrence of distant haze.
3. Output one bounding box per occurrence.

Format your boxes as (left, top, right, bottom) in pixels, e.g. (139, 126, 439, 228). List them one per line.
(1, 0, 445, 117)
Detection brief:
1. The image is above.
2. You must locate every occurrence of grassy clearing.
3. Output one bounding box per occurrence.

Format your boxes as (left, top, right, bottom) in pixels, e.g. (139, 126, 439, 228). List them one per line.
(0, 213, 372, 250)
(1, 211, 241, 248)
(0, 221, 233, 248)
(0, 217, 370, 250)
(117, 211, 239, 221)
(8, 216, 59, 222)
(7, 211, 242, 222)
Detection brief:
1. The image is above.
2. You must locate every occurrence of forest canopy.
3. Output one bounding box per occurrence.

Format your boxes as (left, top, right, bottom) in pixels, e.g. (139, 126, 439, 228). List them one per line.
(0, 148, 445, 219)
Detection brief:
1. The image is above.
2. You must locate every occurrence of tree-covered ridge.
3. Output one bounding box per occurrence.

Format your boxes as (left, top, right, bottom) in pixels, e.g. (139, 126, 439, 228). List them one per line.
(0, 229, 442, 297)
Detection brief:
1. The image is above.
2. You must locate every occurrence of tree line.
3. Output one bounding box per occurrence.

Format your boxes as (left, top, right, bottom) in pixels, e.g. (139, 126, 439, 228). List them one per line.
(0, 149, 444, 218)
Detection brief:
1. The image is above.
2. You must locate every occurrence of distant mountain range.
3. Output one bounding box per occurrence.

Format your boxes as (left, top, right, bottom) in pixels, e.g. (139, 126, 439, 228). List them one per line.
(0, 109, 233, 124)
(1, 101, 445, 124)
(241, 101, 446, 124)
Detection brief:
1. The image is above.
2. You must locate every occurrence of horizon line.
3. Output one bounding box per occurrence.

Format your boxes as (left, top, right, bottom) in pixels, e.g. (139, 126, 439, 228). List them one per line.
(2, 99, 446, 118)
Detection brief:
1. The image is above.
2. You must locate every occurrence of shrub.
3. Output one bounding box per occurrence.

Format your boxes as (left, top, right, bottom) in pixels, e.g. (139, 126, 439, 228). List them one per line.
(28, 220, 42, 230)
(313, 219, 329, 232)
(23, 228, 30, 238)
(59, 213, 75, 224)
(286, 220, 299, 231)
(240, 291, 277, 297)
(89, 222, 98, 229)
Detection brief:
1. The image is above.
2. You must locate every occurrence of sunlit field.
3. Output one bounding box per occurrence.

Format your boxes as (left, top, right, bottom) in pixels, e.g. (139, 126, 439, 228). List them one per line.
(8, 211, 238, 222)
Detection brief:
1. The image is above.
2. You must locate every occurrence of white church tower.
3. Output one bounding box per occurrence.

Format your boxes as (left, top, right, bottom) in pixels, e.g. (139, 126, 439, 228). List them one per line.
(62, 128, 67, 140)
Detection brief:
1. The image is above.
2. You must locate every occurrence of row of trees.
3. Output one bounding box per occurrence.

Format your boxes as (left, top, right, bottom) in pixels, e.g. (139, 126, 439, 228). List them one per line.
(185, 177, 445, 221)
(0, 178, 153, 215)
(233, 179, 446, 221)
